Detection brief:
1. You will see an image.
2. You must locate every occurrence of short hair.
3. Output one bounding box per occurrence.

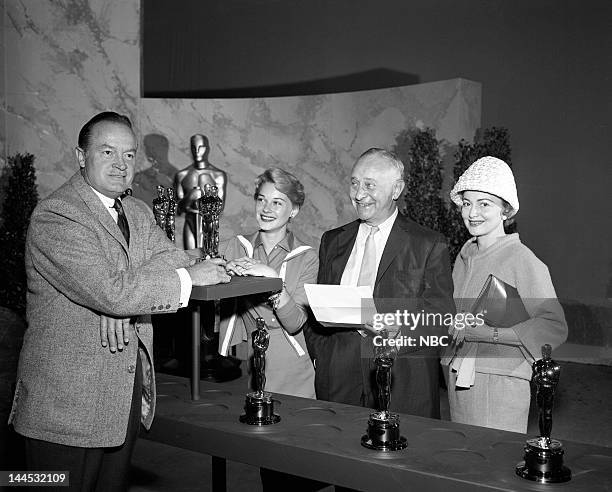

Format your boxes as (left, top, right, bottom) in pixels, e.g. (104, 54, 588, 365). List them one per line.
(254, 168, 305, 207)
(357, 148, 405, 180)
(78, 112, 133, 152)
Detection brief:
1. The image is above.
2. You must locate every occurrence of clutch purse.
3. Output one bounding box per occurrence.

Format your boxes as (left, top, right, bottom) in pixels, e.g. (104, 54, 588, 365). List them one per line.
(471, 274, 529, 328)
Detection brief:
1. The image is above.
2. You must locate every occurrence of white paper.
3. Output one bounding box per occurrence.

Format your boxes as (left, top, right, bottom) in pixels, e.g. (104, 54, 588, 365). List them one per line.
(304, 284, 376, 327)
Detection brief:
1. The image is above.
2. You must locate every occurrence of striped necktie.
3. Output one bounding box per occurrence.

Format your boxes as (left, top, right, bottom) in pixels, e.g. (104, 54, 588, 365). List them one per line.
(113, 198, 130, 245)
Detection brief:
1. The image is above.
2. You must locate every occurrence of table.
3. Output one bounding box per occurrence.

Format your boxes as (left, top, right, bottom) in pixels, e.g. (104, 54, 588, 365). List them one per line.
(188, 276, 282, 400)
(146, 375, 612, 492)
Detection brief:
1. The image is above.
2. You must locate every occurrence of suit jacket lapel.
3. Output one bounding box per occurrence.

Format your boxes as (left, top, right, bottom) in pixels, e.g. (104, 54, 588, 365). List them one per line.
(70, 172, 129, 252)
(329, 221, 359, 284)
(375, 214, 405, 286)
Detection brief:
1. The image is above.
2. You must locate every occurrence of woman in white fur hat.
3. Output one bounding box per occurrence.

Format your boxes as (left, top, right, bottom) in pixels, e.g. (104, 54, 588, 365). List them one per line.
(441, 156, 567, 433)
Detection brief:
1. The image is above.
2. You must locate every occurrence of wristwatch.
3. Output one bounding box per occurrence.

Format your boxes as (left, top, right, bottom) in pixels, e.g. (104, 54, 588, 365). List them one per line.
(492, 327, 499, 343)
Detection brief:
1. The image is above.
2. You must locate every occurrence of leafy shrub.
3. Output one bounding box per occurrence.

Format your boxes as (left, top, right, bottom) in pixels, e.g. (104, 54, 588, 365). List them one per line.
(0, 153, 39, 315)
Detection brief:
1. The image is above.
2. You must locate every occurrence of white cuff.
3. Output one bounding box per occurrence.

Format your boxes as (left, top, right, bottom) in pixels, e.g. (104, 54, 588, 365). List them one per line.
(176, 268, 193, 308)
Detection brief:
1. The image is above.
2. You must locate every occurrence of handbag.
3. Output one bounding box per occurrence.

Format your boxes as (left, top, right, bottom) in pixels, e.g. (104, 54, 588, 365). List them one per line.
(471, 274, 529, 328)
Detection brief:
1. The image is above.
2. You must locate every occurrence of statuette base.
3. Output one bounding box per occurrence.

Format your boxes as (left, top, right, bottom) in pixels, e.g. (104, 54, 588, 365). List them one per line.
(361, 412, 407, 451)
(516, 438, 571, 483)
(239, 392, 280, 426)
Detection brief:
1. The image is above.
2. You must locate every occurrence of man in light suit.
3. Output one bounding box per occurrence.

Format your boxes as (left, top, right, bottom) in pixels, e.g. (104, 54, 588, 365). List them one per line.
(9, 112, 230, 491)
(306, 148, 455, 419)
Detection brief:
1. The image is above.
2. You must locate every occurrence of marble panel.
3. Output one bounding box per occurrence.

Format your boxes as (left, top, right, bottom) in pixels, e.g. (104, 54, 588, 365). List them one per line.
(5, 0, 140, 196)
(140, 78, 481, 248)
(4, 0, 480, 251)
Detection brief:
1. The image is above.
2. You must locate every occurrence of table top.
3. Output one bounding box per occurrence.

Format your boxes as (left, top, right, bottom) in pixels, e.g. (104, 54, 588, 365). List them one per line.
(190, 276, 282, 301)
(146, 375, 612, 492)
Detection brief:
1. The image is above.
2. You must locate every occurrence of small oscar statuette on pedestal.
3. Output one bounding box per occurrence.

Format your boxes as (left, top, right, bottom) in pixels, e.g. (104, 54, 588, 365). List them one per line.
(197, 184, 223, 259)
(361, 329, 407, 451)
(152, 185, 176, 242)
(240, 318, 281, 425)
(516, 344, 571, 483)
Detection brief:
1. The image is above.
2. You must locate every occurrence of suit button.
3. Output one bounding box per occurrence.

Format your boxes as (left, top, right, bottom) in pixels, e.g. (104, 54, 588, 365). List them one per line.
(158, 305, 164, 310)
(128, 364, 136, 373)
(151, 306, 156, 311)
(165, 304, 171, 309)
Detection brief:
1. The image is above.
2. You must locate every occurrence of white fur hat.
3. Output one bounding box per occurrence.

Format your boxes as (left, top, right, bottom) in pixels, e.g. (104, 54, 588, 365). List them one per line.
(449, 156, 519, 218)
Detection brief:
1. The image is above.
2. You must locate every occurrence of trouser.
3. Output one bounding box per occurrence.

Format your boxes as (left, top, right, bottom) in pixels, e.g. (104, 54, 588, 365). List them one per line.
(24, 352, 142, 492)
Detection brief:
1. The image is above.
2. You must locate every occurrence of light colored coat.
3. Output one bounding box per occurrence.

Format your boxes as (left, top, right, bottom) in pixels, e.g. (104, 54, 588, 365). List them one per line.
(218, 232, 317, 398)
(9, 172, 191, 447)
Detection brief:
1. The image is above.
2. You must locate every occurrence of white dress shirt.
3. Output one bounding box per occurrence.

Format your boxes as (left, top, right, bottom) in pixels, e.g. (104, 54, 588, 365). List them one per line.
(340, 207, 398, 287)
(90, 187, 192, 307)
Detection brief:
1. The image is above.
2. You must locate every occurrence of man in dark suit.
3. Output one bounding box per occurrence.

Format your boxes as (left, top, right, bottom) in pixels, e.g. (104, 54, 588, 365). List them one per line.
(306, 148, 455, 418)
(9, 112, 230, 491)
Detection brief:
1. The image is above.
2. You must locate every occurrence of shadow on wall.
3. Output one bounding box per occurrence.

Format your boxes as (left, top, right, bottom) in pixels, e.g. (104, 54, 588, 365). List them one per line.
(132, 134, 177, 206)
(144, 68, 420, 98)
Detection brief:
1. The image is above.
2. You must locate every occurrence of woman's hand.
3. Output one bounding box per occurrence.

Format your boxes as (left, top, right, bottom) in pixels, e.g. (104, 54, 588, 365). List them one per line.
(242, 263, 278, 278)
(449, 312, 484, 346)
(225, 257, 262, 276)
(449, 312, 466, 346)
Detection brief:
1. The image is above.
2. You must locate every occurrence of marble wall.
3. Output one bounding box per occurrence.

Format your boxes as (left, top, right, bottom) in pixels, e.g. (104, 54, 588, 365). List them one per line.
(141, 80, 480, 247)
(5, 0, 140, 192)
(3, 0, 480, 249)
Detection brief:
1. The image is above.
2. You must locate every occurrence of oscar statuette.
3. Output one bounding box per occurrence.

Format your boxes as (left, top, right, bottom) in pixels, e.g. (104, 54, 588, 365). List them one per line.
(516, 344, 571, 483)
(152, 185, 176, 242)
(197, 184, 223, 259)
(361, 328, 407, 451)
(240, 317, 281, 425)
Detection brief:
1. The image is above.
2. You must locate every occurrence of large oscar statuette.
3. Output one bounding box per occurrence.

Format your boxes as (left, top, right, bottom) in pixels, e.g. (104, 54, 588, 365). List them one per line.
(516, 344, 571, 483)
(240, 318, 281, 425)
(361, 329, 407, 451)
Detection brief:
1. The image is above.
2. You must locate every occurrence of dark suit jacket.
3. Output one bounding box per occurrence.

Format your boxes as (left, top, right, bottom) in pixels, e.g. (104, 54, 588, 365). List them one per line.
(305, 213, 455, 418)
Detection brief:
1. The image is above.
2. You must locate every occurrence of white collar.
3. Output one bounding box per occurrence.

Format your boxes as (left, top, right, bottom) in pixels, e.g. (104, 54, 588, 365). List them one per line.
(359, 207, 398, 235)
(90, 186, 117, 208)
(89, 186, 120, 221)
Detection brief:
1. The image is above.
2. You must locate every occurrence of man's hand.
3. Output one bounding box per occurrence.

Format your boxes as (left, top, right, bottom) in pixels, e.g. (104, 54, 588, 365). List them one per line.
(187, 257, 231, 285)
(185, 248, 203, 259)
(100, 315, 131, 353)
(362, 321, 401, 337)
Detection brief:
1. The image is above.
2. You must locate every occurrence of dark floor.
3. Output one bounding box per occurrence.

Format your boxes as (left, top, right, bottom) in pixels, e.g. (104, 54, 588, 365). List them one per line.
(126, 361, 612, 492)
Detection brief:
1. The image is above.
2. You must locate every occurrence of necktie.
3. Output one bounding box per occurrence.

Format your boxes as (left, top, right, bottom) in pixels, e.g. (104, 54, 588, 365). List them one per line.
(113, 198, 130, 245)
(357, 225, 379, 287)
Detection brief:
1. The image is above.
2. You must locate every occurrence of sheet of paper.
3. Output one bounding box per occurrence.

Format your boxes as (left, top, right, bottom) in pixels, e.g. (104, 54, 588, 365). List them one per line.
(304, 284, 376, 327)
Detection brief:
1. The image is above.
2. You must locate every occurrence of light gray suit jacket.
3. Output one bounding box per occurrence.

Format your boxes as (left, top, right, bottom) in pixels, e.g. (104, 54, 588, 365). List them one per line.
(9, 171, 191, 447)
